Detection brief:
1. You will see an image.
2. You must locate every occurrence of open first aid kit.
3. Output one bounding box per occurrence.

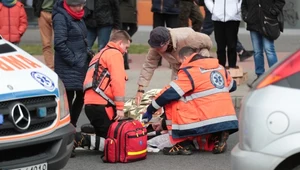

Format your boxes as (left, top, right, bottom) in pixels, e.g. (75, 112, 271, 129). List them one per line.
(102, 119, 147, 163)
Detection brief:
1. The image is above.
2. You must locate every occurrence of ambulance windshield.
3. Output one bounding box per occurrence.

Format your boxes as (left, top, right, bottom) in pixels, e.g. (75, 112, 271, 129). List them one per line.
(0, 44, 17, 54)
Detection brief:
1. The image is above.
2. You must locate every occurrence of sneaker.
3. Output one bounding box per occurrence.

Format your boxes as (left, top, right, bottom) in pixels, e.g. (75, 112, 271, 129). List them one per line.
(74, 132, 90, 148)
(239, 50, 253, 62)
(163, 142, 193, 155)
(247, 75, 261, 88)
(212, 131, 229, 154)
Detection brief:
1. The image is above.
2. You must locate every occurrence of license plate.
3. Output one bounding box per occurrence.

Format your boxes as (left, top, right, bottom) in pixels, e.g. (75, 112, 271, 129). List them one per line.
(10, 163, 47, 170)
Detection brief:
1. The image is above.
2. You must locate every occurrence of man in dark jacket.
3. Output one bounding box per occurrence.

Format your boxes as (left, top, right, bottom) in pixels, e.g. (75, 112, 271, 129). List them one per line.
(84, 0, 121, 52)
(242, 0, 285, 84)
(52, 0, 88, 128)
(151, 0, 180, 66)
(32, 0, 54, 70)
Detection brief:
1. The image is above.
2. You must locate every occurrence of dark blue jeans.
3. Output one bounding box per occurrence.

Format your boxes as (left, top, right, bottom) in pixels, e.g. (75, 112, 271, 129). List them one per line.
(250, 31, 278, 76)
(201, 5, 244, 53)
(87, 26, 113, 52)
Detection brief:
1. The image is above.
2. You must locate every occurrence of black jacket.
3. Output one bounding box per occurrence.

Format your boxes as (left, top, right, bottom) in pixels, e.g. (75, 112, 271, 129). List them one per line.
(119, 0, 137, 24)
(32, 0, 45, 17)
(84, 0, 121, 29)
(241, 0, 285, 33)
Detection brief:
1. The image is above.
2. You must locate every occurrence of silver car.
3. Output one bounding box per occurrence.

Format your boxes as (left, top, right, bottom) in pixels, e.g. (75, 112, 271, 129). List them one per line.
(231, 50, 300, 170)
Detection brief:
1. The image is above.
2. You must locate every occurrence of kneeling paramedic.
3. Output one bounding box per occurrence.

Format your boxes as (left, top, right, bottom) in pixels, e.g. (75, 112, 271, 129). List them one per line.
(72, 30, 131, 157)
(143, 46, 238, 155)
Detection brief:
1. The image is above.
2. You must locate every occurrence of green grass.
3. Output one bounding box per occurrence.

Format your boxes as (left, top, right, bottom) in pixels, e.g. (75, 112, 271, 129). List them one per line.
(19, 44, 150, 55)
(19, 43, 215, 55)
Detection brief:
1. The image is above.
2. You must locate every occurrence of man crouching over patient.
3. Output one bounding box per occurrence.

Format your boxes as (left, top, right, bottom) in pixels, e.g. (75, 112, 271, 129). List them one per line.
(143, 46, 238, 155)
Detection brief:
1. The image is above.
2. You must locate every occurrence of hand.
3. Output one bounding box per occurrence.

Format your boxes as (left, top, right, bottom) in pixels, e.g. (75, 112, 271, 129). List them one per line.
(114, 110, 124, 121)
(135, 91, 143, 106)
(152, 121, 163, 131)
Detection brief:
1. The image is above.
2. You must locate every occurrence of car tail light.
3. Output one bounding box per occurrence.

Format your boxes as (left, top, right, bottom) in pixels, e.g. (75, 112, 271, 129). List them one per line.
(257, 50, 300, 89)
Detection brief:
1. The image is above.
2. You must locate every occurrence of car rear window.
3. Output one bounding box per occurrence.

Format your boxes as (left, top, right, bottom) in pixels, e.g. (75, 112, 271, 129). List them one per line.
(0, 43, 17, 54)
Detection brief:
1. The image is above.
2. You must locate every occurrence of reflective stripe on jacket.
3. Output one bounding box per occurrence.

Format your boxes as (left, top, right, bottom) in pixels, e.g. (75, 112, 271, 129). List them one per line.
(83, 42, 127, 112)
(147, 54, 238, 138)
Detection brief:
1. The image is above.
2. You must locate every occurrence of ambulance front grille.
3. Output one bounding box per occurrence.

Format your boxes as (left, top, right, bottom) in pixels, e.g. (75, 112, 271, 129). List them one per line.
(0, 96, 57, 137)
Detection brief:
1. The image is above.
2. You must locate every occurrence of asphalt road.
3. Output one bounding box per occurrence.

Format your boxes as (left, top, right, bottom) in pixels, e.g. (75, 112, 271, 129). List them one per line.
(19, 25, 299, 170)
(62, 109, 240, 170)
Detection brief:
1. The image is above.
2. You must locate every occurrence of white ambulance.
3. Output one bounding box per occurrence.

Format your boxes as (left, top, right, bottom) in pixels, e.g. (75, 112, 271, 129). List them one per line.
(0, 36, 74, 170)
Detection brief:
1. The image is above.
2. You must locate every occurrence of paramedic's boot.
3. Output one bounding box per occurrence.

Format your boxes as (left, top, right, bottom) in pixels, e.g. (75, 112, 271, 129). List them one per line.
(71, 132, 91, 158)
(212, 131, 229, 154)
(74, 132, 91, 149)
(163, 140, 193, 155)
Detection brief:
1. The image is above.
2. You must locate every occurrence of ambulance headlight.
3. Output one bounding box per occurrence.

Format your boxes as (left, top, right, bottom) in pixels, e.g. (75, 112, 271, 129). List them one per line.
(58, 79, 70, 119)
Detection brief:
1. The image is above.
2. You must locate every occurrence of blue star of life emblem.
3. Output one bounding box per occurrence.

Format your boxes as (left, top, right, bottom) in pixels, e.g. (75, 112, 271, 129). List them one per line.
(210, 71, 225, 89)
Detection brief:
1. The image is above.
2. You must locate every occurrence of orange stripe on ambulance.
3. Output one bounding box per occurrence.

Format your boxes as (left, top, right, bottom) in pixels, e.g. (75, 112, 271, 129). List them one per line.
(0, 54, 41, 71)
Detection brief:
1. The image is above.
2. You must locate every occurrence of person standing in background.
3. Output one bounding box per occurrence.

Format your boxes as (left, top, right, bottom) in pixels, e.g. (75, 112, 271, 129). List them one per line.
(120, 0, 138, 70)
(151, 0, 180, 66)
(204, 0, 241, 69)
(242, 0, 285, 84)
(32, 0, 54, 70)
(0, 0, 28, 45)
(84, 0, 121, 52)
(52, 0, 88, 128)
(200, 0, 253, 62)
(179, 0, 203, 32)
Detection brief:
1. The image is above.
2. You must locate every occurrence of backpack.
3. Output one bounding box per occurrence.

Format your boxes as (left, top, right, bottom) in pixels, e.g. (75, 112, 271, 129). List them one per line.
(102, 119, 147, 163)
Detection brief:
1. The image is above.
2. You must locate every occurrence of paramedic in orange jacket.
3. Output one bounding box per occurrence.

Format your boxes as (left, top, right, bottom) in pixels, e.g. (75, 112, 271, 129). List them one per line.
(143, 46, 238, 155)
(83, 30, 131, 138)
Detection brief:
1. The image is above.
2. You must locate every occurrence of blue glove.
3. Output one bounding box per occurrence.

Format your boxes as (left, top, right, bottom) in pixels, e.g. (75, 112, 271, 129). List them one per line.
(142, 111, 152, 122)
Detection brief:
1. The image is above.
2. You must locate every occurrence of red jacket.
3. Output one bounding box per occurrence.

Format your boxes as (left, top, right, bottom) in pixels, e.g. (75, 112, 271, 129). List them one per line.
(0, 2, 28, 43)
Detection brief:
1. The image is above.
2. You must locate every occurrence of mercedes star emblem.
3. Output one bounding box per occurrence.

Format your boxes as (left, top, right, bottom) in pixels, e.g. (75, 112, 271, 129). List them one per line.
(10, 103, 31, 132)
